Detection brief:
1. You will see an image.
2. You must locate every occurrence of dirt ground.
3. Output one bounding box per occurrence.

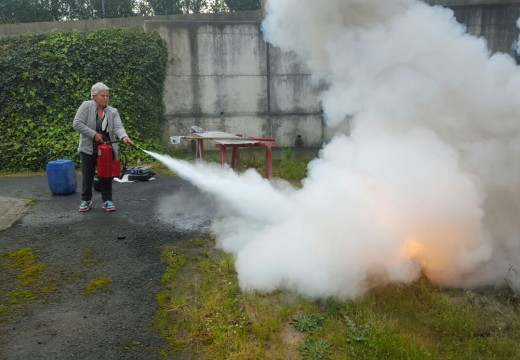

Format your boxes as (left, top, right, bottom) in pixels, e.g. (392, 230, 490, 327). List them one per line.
(0, 173, 214, 360)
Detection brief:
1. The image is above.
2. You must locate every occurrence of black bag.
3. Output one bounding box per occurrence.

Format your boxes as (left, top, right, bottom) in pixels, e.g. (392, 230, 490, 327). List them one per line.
(128, 172, 155, 182)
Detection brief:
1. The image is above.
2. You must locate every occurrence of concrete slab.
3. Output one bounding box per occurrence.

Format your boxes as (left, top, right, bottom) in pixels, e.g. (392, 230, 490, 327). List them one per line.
(0, 196, 31, 231)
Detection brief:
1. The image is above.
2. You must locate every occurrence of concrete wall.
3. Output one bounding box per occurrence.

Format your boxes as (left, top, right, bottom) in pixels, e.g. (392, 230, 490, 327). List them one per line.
(426, 0, 520, 58)
(144, 18, 324, 148)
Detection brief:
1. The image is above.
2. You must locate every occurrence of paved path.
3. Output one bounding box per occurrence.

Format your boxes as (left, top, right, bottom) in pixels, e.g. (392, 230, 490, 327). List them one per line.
(0, 173, 213, 359)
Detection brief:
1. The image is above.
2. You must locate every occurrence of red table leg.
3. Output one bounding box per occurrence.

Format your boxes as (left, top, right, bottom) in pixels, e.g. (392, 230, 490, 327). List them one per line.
(218, 145, 227, 165)
(212, 140, 275, 179)
(196, 139, 204, 161)
(231, 147, 240, 169)
(265, 143, 272, 179)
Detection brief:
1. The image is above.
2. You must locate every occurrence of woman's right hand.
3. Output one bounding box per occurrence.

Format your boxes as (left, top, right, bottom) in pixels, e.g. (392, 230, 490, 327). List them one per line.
(94, 133, 105, 144)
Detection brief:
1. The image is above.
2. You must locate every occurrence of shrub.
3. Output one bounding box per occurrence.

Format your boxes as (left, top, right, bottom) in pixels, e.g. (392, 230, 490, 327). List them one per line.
(0, 28, 167, 171)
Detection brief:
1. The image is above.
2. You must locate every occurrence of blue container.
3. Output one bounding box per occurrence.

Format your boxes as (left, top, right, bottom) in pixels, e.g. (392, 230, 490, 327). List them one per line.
(46, 159, 77, 195)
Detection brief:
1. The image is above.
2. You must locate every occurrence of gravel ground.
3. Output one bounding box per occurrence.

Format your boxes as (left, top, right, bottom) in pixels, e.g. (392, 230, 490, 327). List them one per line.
(0, 173, 214, 360)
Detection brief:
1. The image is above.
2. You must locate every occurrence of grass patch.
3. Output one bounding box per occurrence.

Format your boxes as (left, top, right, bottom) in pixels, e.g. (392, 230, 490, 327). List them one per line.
(82, 245, 100, 266)
(238, 148, 311, 185)
(155, 237, 307, 359)
(0, 248, 57, 321)
(155, 236, 520, 359)
(83, 276, 112, 295)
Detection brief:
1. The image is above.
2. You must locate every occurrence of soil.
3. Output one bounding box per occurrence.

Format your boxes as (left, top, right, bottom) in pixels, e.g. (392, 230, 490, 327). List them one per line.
(0, 173, 214, 360)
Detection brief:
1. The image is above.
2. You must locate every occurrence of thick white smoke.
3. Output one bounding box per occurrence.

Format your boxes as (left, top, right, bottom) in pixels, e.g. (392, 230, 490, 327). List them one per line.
(151, 0, 520, 299)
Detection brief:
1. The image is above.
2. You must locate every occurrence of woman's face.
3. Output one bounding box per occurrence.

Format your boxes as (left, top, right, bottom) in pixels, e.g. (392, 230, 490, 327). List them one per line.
(93, 90, 109, 108)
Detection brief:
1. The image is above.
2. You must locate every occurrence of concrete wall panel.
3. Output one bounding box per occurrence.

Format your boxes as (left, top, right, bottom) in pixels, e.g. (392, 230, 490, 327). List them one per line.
(197, 24, 266, 75)
(270, 115, 324, 147)
(198, 75, 267, 114)
(268, 46, 311, 75)
(164, 76, 195, 114)
(158, 26, 192, 76)
(452, 4, 520, 56)
(268, 45, 322, 115)
(270, 74, 322, 113)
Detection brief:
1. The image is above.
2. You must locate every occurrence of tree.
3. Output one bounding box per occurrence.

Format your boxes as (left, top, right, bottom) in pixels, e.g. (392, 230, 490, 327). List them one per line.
(100, 0, 135, 18)
(224, 0, 260, 11)
(0, 0, 53, 23)
(61, 0, 135, 20)
(61, 0, 95, 20)
(146, 0, 215, 15)
(146, 0, 183, 15)
(0, 0, 261, 24)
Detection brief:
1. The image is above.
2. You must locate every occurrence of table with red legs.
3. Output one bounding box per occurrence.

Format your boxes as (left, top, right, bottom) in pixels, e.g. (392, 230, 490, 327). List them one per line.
(189, 131, 276, 179)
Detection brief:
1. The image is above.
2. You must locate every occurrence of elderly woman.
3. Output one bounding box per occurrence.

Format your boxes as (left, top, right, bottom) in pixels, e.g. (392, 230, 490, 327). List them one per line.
(73, 82, 132, 212)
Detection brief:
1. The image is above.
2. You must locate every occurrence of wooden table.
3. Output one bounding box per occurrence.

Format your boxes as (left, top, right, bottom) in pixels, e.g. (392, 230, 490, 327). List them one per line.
(187, 131, 276, 179)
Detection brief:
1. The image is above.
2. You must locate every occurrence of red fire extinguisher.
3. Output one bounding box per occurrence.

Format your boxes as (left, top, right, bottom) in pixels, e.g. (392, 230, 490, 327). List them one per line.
(97, 143, 122, 178)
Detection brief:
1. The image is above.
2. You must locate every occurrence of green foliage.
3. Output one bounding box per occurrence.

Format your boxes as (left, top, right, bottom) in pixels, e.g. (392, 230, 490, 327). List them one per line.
(225, 0, 260, 11)
(274, 157, 309, 184)
(342, 313, 372, 342)
(0, 0, 258, 23)
(0, 28, 168, 171)
(0, 248, 57, 320)
(298, 339, 333, 360)
(83, 276, 112, 295)
(0, 0, 57, 23)
(148, 0, 217, 15)
(292, 313, 325, 333)
(155, 239, 282, 359)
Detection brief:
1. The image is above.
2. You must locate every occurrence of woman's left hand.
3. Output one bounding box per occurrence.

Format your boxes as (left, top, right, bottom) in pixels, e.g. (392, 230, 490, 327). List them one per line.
(122, 136, 133, 145)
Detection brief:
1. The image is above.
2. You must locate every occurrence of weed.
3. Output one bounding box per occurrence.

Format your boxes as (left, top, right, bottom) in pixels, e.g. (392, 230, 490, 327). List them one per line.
(82, 245, 99, 266)
(273, 157, 309, 184)
(0, 304, 9, 318)
(292, 313, 325, 333)
(282, 148, 293, 160)
(342, 313, 372, 342)
(8, 290, 37, 304)
(83, 276, 112, 295)
(159, 248, 187, 286)
(124, 340, 149, 351)
(298, 338, 333, 360)
(506, 264, 520, 295)
(5, 248, 38, 267)
(0, 247, 57, 320)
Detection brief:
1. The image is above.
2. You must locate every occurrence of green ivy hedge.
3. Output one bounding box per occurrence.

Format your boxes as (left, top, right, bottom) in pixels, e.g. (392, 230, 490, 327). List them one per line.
(0, 28, 168, 172)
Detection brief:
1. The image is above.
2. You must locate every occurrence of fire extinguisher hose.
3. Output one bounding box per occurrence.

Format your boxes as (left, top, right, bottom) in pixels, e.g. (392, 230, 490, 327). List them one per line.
(107, 140, 149, 179)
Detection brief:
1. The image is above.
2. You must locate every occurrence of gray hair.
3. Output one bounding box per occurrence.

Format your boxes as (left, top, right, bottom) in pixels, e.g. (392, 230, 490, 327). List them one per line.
(90, 82, 110, 99)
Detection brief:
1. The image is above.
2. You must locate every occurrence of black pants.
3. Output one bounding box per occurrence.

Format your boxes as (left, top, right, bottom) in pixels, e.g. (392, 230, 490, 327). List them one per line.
(80, 152, 112, 203)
